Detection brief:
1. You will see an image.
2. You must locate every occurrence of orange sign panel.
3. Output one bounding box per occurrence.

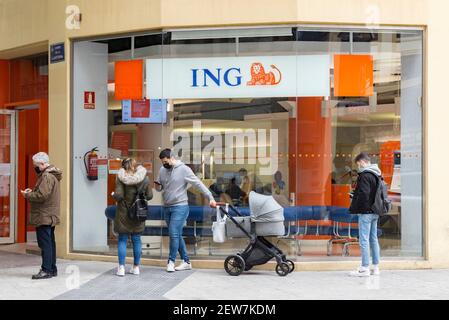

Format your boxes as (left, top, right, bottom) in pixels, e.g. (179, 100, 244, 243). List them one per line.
(115, 60, 143, 100)
(334, 54, 373, 97)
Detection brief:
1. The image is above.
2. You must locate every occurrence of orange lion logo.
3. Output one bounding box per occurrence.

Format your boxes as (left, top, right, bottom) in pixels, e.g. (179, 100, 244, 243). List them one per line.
(246, 62, 282, 86)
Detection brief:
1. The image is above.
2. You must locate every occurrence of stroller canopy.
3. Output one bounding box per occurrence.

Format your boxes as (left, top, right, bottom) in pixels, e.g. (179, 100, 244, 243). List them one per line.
(249, 191, 284, 223)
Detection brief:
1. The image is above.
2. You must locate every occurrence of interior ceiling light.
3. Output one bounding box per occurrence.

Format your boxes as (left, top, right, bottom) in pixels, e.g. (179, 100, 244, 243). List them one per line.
(171, 27, 293, 40)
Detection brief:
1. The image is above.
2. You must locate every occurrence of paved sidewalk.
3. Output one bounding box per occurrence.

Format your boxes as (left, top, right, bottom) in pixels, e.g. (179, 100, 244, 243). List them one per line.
(1, 250, 449, 300)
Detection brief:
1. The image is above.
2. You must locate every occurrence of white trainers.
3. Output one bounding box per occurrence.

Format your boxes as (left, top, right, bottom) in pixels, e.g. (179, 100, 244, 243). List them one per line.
(166, 261, 175, 272)
(371, 265, 380, 276)
(175, 261, 192, 271)
(128, 265, 140, 275)
(349, 266, 370, 277)
(116, 265, 125, 277)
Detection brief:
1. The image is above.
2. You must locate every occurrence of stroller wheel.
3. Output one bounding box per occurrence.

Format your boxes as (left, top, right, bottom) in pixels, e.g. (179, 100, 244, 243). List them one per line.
(224, 255, 245, 276)
(275, 262, 290, 277)
(285, 259, 295, 273)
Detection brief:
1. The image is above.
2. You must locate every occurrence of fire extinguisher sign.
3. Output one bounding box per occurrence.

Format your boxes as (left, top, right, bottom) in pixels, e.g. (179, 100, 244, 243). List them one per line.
(84, 91, 95, 109)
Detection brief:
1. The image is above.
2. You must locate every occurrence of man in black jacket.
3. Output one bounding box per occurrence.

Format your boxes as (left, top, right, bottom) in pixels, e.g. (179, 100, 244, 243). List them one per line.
(348, 152, 381, 277)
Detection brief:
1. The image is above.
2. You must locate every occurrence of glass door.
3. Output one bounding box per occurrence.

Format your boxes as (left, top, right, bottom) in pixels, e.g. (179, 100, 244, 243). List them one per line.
(0, 110, 16, 244)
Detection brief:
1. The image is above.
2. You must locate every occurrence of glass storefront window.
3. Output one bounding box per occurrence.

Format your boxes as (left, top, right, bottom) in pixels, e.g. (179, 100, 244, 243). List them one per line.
(71, 25, 424, 262)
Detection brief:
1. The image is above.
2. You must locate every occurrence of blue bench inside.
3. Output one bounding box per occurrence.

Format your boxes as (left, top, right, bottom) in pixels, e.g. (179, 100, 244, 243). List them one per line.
(105, 205, 381, 238)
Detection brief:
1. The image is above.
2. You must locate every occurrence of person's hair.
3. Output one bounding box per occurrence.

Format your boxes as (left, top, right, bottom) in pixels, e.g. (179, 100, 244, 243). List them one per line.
(354, 152, 371, 164)
(274, 171, 282, 179)
(32, 152, 50, 164)
(122, 158, 137, 173)
(238, 168, 247, 175)
(159, 148, 173, 159)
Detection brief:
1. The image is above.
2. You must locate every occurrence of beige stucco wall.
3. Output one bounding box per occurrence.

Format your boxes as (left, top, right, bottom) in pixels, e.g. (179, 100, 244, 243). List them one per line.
(1, 0, 449, 269)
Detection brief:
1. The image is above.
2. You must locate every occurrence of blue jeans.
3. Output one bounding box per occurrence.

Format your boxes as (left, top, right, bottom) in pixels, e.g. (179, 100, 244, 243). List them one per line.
(118, 233, 142, 266)
(358, 214, 380, 267)
(163, 205, 190, 264)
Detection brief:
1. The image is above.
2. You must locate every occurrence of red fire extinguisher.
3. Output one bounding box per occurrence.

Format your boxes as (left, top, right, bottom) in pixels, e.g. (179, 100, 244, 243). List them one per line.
(84, 147, 99, 181)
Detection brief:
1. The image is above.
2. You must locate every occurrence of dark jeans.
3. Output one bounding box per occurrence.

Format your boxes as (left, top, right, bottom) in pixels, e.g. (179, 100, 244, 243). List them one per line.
(36, 225, 57, 273)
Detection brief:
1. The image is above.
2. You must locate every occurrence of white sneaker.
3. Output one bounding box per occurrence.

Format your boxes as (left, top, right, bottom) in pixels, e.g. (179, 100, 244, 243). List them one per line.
(166, 261, 175, 272)
(128, 265, 140, 275)
(371, 265, 380, 276)
(349, 266, 370, 277)
(175, 261, 192, 271)
(116, 265, 125, 277)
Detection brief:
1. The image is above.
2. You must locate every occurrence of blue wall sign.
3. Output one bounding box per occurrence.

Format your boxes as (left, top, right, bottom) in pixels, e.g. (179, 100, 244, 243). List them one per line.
(50, 43, 65, 64)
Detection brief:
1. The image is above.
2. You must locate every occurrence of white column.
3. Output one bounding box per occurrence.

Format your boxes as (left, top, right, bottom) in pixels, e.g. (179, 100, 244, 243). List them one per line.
(400, 34, 423, 256)
(72, 41, 108, 251)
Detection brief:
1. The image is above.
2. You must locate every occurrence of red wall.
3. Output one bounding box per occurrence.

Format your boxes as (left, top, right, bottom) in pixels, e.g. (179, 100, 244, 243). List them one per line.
(289, 97, 332, 206)
(9, 59, 48, 103)
(0, 57, 48, 242)
(0, 60, 10, 109)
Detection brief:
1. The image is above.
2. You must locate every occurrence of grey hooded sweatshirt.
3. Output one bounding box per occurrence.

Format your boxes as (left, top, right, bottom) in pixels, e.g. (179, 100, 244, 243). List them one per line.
(358, 163, 382, 177)
(156, 161, 214, 207)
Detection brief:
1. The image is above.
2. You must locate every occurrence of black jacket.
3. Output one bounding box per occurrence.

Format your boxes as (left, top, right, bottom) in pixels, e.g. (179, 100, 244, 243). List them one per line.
(349, 171, 378, 214)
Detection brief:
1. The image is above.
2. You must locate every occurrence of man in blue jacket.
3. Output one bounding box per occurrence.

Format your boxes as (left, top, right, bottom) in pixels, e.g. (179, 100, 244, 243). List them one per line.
(349, 152, 381, 277)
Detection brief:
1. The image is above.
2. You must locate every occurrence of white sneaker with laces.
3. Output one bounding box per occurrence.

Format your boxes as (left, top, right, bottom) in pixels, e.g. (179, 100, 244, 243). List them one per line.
(116, 265, 125, 277)
(175, 261, 192, 271)
(166, 261, 175, 272)
(371, 265, 380, 276)
(349, 266, 370, 277)
(128, 265, 140, 275)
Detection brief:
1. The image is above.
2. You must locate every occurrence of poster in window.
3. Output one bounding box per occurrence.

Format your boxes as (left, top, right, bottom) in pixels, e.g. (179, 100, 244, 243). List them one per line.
(111, 132, 131, 156)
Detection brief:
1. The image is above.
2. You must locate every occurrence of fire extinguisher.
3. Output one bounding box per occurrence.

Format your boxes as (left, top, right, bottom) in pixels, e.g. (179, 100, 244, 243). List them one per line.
(84, 147, 99, 181)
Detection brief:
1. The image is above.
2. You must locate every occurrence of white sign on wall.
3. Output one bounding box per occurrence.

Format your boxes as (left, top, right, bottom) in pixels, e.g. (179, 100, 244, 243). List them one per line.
(146, 55, 330, 99)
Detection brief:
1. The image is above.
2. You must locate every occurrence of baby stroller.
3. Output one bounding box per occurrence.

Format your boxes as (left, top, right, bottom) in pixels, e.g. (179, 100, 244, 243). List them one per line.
(218, 191, 295, 276)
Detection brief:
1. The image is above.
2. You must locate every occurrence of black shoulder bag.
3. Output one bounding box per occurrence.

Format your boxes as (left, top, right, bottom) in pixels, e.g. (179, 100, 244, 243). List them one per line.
(127, 178, 149, 222)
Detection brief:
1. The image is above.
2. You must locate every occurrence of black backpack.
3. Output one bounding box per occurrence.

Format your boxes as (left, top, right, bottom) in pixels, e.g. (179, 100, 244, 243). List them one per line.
(369, 173, 392, 216)
(126, 178, 149, 222)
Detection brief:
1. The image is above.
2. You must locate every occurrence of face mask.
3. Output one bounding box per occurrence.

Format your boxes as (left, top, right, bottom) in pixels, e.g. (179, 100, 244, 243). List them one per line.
(163, 163, 173, 170)
(34, 167, 41, 174)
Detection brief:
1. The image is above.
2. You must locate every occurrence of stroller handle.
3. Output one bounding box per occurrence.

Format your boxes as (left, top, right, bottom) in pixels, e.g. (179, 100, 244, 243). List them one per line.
(217, 202, 243, 217)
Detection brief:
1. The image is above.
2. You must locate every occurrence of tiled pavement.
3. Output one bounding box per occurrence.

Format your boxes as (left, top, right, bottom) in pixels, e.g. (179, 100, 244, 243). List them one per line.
(54, 266, 194, 300)
(2, 248, 449, 300)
